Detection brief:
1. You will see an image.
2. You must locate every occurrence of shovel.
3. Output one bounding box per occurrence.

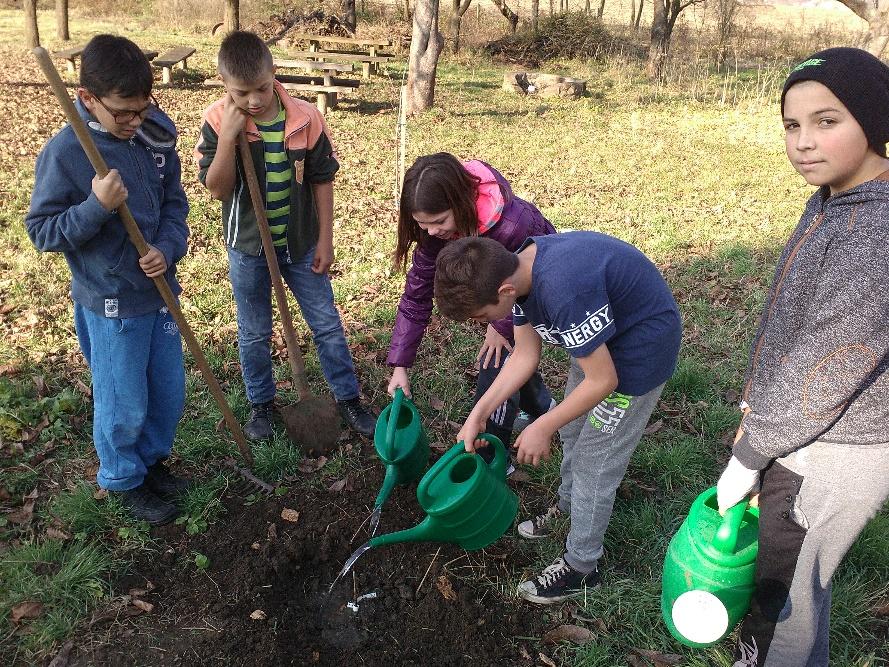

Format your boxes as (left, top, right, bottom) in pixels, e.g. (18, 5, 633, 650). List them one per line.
(31, 47, 253, 467)
(236, 131, 342, 454)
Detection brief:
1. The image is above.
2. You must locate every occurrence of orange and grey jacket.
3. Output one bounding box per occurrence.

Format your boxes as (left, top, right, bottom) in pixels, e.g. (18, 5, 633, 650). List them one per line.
(194, 80, 338, 260)
(733, 172, 889, 469)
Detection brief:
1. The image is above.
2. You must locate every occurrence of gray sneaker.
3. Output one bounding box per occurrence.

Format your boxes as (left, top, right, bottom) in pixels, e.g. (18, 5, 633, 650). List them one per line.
(512, 398, 557, 433)
(517, 505, 561, 539)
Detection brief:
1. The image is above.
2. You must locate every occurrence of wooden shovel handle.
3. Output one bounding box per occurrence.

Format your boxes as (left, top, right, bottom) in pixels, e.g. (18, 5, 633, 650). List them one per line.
(236, 132, 311, 400)
(32, 47, 253, 465)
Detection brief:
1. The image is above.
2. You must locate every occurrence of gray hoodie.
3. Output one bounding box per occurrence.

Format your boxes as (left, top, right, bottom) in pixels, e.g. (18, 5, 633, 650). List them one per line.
(733, 172, 889, 470)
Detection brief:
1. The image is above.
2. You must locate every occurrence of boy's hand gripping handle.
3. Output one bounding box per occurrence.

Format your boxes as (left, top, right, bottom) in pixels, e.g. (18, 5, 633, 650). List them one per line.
(31, 47, 252, 465)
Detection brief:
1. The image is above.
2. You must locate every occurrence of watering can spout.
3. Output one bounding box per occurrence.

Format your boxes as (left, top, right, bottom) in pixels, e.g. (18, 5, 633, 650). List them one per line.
(374, 465, 400, 509)
(368, 516, 439, 548)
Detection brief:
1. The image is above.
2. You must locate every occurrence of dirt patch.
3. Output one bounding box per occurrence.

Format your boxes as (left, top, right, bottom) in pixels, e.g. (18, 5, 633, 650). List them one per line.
(71, 448, 552, 666)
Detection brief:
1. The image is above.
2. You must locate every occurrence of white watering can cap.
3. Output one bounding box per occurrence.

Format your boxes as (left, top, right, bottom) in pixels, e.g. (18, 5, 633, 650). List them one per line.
(671, 590, 730, 644)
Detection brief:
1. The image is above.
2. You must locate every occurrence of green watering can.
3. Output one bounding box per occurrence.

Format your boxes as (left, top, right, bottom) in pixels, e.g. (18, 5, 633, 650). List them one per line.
(661, 487, 760, 647)
(370, 433, 519, 550)
(369, 388, 429, 535)
(330, 434, 519, 593)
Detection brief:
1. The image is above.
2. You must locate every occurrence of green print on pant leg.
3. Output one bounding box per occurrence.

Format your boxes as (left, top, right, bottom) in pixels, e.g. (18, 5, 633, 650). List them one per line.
(588, 392, 634, 433)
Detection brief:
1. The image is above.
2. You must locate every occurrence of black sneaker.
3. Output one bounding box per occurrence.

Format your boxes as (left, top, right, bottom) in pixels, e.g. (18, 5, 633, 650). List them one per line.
(337, 397, 375, 437)
(244, 400, 275, 440)
(115, 484, 179, 526)
(517, 557, 600, 604)
(144, 460, 191, 500)
(517, 505, 562, 539)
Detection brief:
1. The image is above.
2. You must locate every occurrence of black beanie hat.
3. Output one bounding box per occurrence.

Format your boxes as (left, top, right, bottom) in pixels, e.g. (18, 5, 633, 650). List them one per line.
(781, 47, 889, 158)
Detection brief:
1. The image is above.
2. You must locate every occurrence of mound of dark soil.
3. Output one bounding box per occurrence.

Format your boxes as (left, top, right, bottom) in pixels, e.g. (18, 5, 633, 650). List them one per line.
(71, 450, 552, 666)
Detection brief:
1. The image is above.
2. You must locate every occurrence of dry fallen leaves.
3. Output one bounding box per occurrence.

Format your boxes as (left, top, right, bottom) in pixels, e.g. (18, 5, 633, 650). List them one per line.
(280, 508, 300, 523)
(435, 574, 457, 601)
(250, 609, 267, 620)
(131, 599, 154, 613)
(327, 477, 348, 493)
(10, 600, 43, 623)
(538, 653, 557, 667)
(542, 624, 594, 645)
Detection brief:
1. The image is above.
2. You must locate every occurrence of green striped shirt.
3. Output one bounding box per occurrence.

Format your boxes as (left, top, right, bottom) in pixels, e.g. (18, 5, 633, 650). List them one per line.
(254, 98, 292, 247)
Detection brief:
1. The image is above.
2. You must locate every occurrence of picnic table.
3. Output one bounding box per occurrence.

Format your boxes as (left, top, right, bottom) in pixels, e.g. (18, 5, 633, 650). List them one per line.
(285, 33, 395, 78)
(54, 45, 159, 74)
(273, 59, 360, 113)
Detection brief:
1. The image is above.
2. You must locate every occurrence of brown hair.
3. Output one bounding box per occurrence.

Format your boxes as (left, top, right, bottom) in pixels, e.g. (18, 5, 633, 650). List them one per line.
(218, 31, 274, 82)
(434, 237, 519, 321)
(394, 153, 481, 271)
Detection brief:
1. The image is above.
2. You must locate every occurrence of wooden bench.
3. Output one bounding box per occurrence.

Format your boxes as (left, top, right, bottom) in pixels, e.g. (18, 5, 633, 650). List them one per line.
(286, 50, 394, 79)
(153, 46, 196, 84)
(54, 45, 158, 74)
(203, 78, 359, 115)
(286, 33, 395, 77)
(274, 60, 358, 110)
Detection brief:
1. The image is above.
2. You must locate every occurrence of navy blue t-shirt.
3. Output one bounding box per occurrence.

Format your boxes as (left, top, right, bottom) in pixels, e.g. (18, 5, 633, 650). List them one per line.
(513, 232, 681, 396)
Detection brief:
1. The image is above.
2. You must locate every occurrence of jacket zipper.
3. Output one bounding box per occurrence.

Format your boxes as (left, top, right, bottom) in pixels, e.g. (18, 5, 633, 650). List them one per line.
(742, 210, 826, 401)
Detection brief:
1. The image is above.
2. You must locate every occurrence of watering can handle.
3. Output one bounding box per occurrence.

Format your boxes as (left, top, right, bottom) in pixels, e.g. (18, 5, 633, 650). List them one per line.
(477, 433, 507, 478)
(385, 388, 405, 459)
(712, 499, 749, 554)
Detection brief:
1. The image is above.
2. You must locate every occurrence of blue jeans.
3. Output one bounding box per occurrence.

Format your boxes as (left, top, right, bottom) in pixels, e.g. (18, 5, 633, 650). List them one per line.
(74, 304, 185, 491)
(227, 245, 359, 404)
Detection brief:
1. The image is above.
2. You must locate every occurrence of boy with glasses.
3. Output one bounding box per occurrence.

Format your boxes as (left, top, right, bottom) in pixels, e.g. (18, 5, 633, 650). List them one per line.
(26, 35, 190, 525)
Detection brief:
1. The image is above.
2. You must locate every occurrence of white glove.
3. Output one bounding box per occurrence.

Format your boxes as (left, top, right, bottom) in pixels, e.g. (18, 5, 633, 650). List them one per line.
(716, 456, 760, 514)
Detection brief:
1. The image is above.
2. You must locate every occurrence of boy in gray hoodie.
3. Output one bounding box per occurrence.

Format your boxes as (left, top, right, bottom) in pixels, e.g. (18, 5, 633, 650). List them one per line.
(716, 48, 889, 666)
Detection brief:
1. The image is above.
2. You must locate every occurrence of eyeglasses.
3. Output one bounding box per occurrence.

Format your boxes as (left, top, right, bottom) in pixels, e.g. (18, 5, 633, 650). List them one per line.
(90, 93, 159, 123)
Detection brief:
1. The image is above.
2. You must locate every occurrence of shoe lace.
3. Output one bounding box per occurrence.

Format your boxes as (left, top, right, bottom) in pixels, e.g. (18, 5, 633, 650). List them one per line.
(533, 506, 559, 530)
(341, 400, 365, 420)
(536, 558, 571, 587)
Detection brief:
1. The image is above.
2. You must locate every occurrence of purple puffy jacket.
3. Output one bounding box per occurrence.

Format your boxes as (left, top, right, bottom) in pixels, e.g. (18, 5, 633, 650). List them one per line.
(387, 161, 556, 368)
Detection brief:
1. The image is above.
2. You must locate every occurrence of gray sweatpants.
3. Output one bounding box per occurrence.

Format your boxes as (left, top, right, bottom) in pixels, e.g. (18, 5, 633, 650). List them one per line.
(734, 440, 889, 667)
(557, 357, 665, 574)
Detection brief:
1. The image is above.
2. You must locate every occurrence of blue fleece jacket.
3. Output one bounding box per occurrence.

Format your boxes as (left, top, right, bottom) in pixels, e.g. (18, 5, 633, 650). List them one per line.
(26, 99, 189, 319)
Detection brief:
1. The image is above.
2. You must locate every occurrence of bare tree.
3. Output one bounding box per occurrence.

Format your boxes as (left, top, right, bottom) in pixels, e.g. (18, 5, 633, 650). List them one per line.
(713, 0, 739, 68)
(647, 0, 704, 80)
(450, 0, 473, 53)
(407, 0, 444, 114)
(402, 0, 412, 20)
(224, 0, 239, 33)
(834, 0, 889, 56)
(490, 0, 519, 32)
(635, 0, 644, 28)
(25, 0, 40, 48)
(56, 0, 70, 41)
(597, 0, 605, 19)
(531, 0, 539, 31)
(342, 0, 357, 33)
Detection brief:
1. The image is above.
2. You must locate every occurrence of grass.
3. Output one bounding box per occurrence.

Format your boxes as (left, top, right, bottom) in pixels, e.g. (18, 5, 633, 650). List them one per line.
(2, 6, 888, 665)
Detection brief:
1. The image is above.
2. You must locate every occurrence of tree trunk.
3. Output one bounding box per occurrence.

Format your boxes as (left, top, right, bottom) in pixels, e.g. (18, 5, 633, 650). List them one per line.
(489, 0, 519, 33)
(342, 0, 357, 32)
(224, 0, 239, 33)
(647, 0, 668, 80)
(24, 0, 40, 48)
(407, 0, 444, 115)
(597, 0, 605, 18)
(403, 0, 412, 20)
(450, 0, 472, 53)
(634, 0, 644, 28)
(531, 0, 539, 30)
(56, 0, 69, 41)
(549, 0, 554, 16)
(834, 0, 889, 57)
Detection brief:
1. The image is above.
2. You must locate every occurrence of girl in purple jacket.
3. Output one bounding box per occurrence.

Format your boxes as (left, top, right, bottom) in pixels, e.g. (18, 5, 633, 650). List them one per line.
(388, 152, 557, 458)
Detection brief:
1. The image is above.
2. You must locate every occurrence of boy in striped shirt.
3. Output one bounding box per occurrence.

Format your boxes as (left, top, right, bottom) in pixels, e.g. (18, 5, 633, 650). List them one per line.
(195, 31, 375, 440)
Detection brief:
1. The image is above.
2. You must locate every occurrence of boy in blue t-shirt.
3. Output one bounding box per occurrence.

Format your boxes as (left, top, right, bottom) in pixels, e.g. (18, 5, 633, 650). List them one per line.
(435, 232, 681, 604)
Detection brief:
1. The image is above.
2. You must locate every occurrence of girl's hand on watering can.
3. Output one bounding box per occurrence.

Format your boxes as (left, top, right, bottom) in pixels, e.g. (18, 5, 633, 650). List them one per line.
(477, 325, 513, 369)
(458, 419, 487, 453)
(387, 368, 411, 398)
(92, 170, 127, 212)
(139, 245, 168, 278)
(716, 456, 760, 514)
(514, 422, 552, 467)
